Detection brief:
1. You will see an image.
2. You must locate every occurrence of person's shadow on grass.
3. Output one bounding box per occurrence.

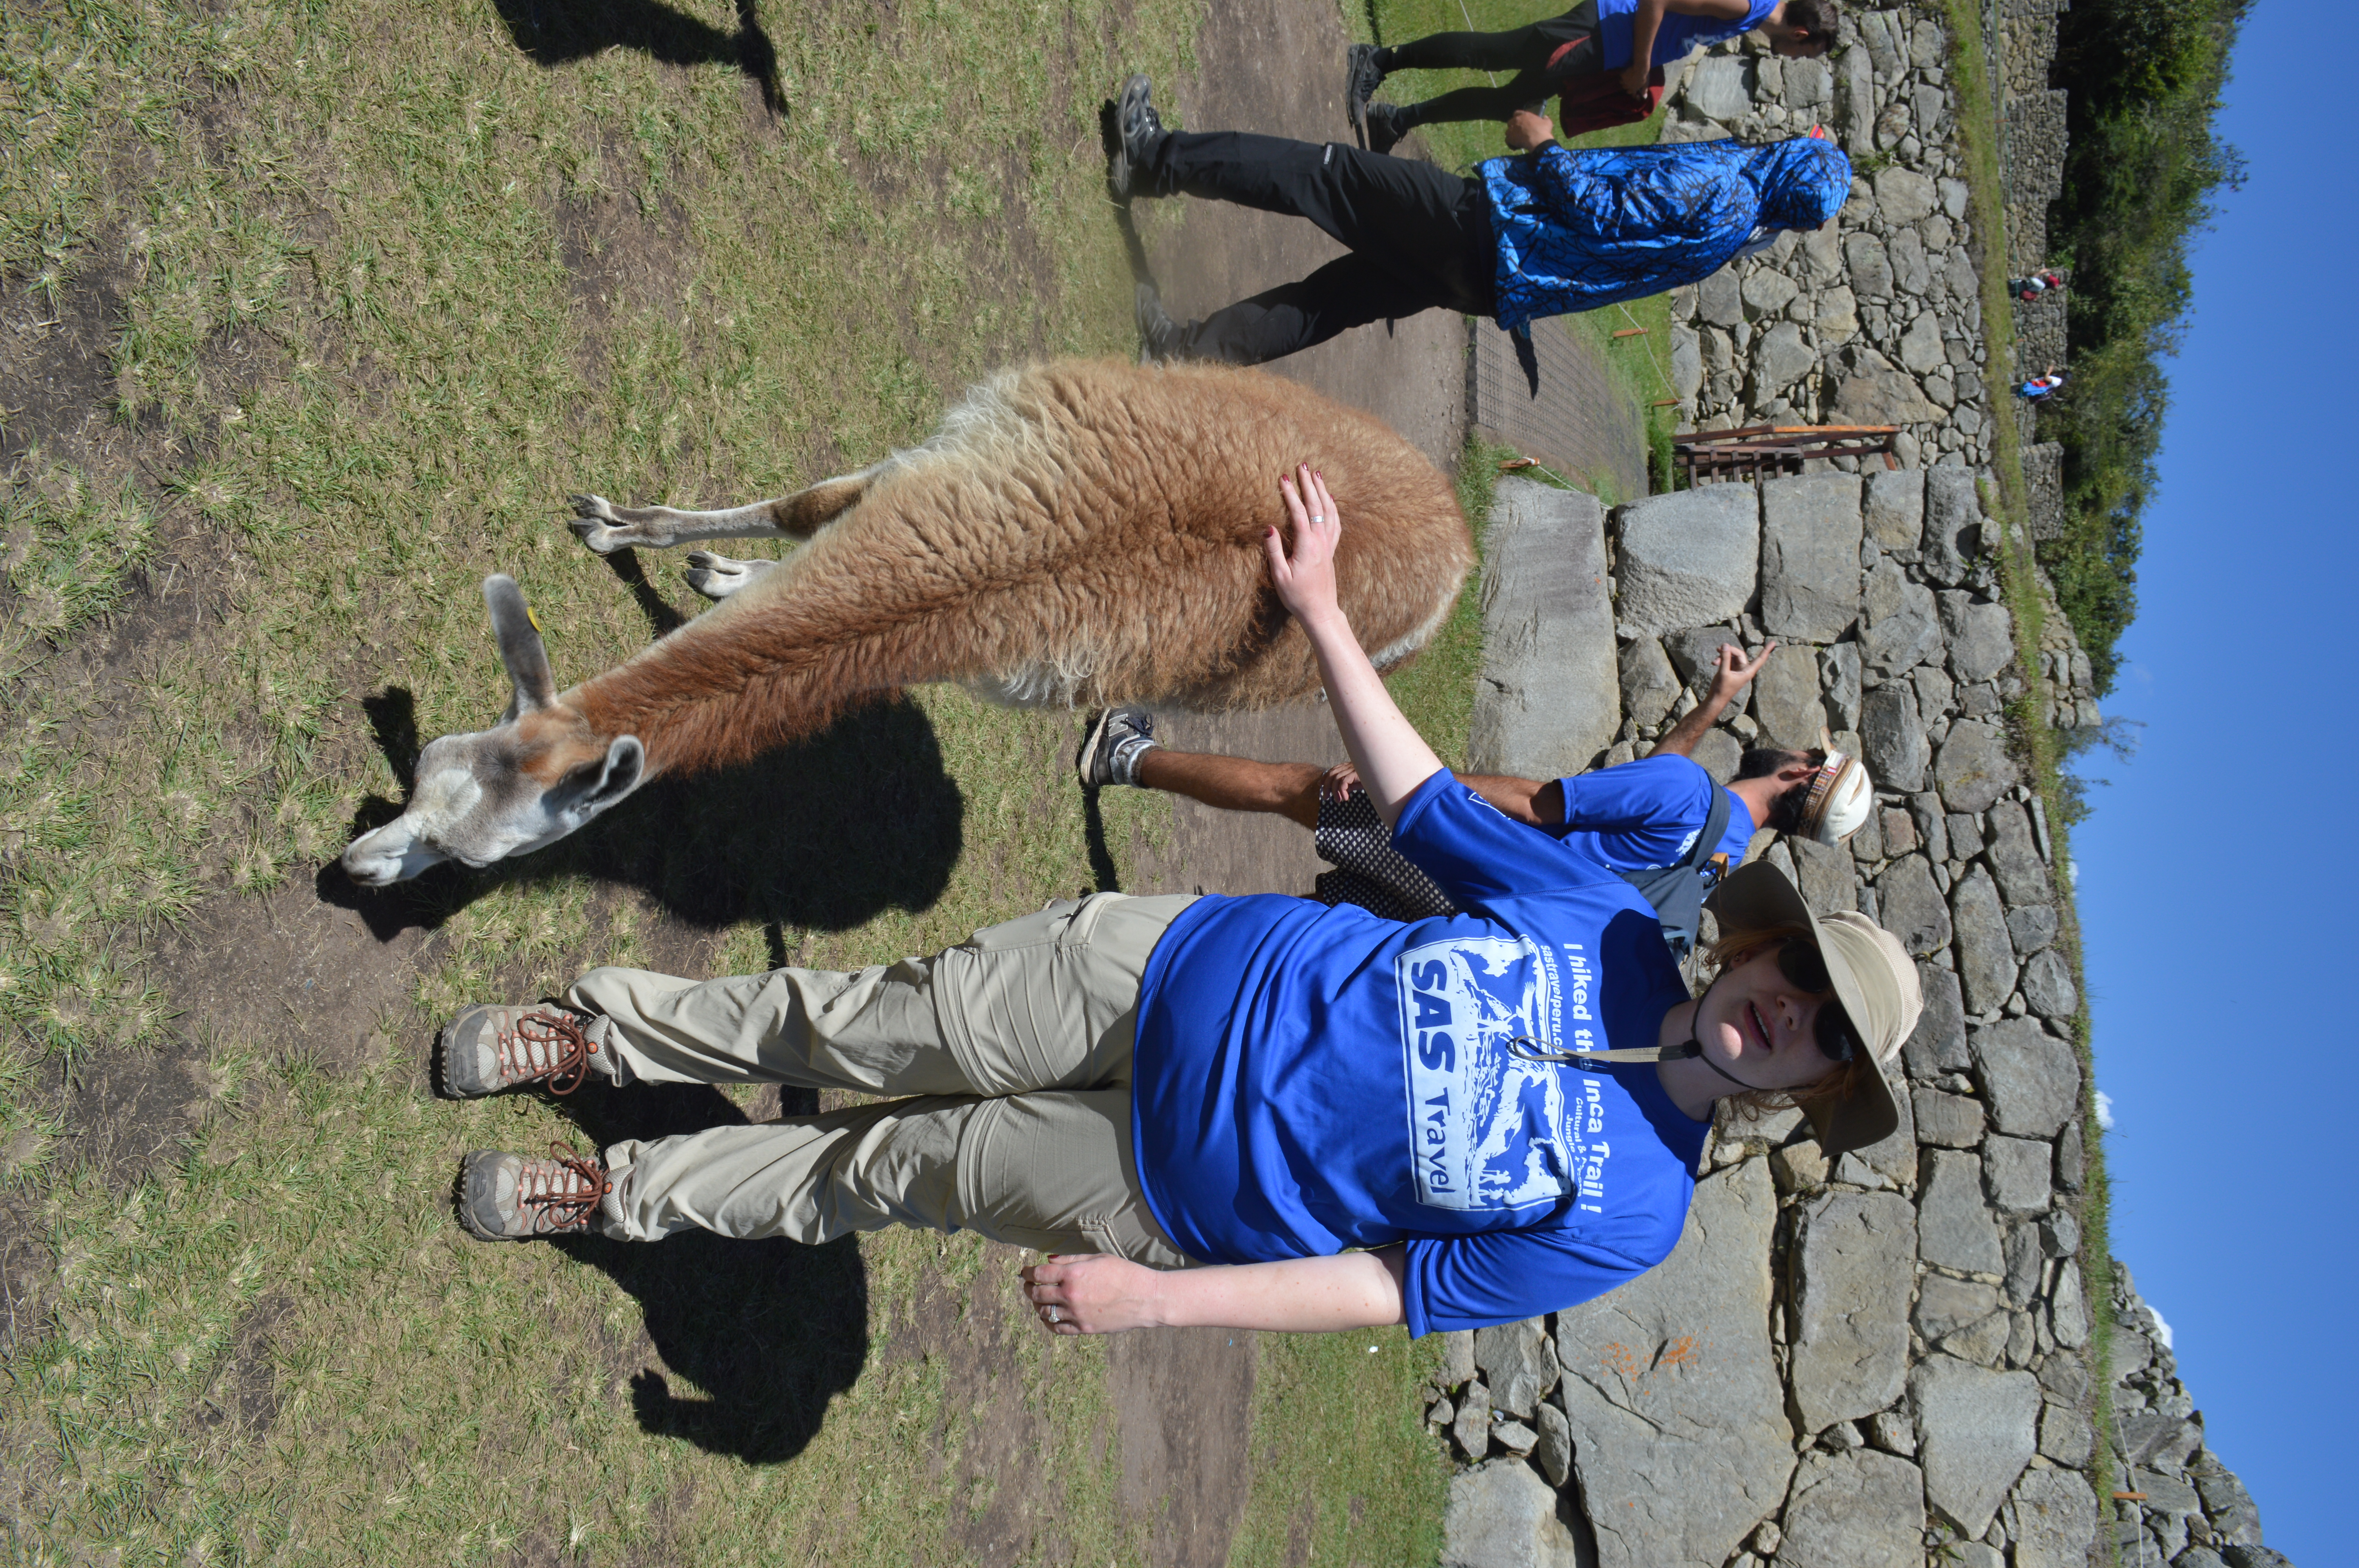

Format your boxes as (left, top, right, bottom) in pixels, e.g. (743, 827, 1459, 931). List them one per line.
(491, 0, 784, 118)
(556, 1080, 870, 1463)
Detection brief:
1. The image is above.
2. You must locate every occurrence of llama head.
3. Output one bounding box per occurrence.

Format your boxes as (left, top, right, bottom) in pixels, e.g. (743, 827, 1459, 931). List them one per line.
(340, 575, 647, 886)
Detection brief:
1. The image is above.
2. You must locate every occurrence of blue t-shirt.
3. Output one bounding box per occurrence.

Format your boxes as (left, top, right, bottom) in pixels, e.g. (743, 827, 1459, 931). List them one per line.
(1130, 772, 1709, 1336)
(1597, 0, 1779, 69)
(1552, 753, 1756, 875)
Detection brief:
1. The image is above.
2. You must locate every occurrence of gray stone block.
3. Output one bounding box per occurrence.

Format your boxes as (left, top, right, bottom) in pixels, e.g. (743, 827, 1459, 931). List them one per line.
(1619, 635, 1682, 729)
(1970, 1017, 2081, 1139)
(1788, 1191, 1916, 1432)
(2019, 949, 2078, 1018)
(1692, 727, 1741, 785)
(1751, 641, 1830, 750)
(1819, 642, 1861, 731)
(1477, 1318, 1560, 1419)
(1535, 1401, 1574, 1488)
(1470, 481, 1620, 780)
(1873, 167, 1938, 225)
(1832, 347, 1942, 424)
(1950, 866, 2018, 1014)
(1698, 267, 1743, 328)
(2050, 1260, 2089, 1349)
(1752, 320, 1814, 394)
(1984, 802, 2052, 906)
(1758, 474, 1863, 642)
(2037, 1401, 2092, 1467)
(1862, 468, 1923, 552)
(1556, 1161, 1794, 1568)
(1860, 686, 1928, 792)
(1878, 858, 1952, 961)
(1862, 560, 1940, 676)
(2006, 1466, 2098, 1568)
(1843, 231, 1891, 299)
(1442, 1460, 1585, 1568)
(1612, 486, 1759, 637)
(1934, 719, 2017, 813)
(1981, 1135, 2051, 1214)
(1921, 468, 1984, 586)
(1771, 1449, 1926, 1568)
(1908, 1356, 2039, 1538)
(1916, 1276, 2000, 1342)
(1791, 835, 1859, 916)
(1939, 591, 2016, 684)
(1687, 54, 1754, 121)
(1917, 1149, 2004, 1275)
(1912, 1086, 1986, 1147)
(1663, 624, 1745, 686)
(1453, 1377, 1494, 1460)
(1898, 311, 1945, 374)
(2006, 903, 2057, 956)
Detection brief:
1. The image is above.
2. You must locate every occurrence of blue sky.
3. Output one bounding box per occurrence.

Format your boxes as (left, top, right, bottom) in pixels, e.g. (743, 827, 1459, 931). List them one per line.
(2068, 6, 2351, 1563)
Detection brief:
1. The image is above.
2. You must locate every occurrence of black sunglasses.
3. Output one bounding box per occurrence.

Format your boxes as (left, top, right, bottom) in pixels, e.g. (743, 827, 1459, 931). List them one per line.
(1775, 940, 1863, 1064)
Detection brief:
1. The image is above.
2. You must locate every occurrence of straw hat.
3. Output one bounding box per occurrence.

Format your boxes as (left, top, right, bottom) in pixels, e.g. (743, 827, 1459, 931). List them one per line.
(1798, 750, 1874, 846)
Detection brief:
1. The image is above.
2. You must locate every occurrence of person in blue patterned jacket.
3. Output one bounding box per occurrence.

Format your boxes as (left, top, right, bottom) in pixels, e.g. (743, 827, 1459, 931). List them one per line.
(1114, 73, 1849, 367)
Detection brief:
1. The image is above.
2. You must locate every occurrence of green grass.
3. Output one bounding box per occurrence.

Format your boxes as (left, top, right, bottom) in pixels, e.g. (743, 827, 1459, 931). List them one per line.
(1938, 2, 2118, 1552)
(0, 0, 1469, 1559)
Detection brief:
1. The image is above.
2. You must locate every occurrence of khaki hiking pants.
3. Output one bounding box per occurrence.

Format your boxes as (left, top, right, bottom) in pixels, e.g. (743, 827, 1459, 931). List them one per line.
(569, 892, 1201, 1267)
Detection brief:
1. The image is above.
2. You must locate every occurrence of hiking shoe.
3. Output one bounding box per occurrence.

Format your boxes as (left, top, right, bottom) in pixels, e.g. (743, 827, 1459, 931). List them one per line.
(1345, 44, 1385, 141)
(1363, 101, 1408, 156)
(1110, 73, 1167, 198)
(1077, 705, 1158, 789)
(456, 1144, 612, 1241)
(1134, 282, 1189, 363)
(438, 1002, 612, 1098)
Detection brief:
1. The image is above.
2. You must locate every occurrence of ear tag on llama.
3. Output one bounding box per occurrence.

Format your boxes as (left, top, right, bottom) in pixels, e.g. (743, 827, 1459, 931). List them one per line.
(526, 606, 541, 633)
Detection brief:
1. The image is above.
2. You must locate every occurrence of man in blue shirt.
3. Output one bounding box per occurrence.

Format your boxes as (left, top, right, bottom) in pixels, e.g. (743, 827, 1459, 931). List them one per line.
(1112, 74, 1849, 367)
(435, 467, 1918, 1341)
(1079, 635, 1876, 938)
(1348, 0, 1838, 156)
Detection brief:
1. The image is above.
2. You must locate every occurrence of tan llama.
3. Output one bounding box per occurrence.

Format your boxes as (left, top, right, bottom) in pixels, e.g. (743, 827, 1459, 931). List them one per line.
(340, 359, 1472, 886)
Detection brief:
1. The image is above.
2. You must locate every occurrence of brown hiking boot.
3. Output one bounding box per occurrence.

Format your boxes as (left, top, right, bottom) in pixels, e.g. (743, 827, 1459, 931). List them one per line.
(456, 1145, 612, 1241)
(438, 1003, 612, 1098)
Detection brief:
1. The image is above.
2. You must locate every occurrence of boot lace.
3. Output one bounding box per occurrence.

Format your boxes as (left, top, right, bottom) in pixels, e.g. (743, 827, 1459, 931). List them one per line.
(516, 1143, 611, 1234)
(499, 1009, 597, 1095)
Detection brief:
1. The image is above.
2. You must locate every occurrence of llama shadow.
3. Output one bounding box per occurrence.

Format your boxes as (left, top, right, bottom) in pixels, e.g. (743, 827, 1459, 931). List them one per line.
(491, 0, 784, 117)
(326, 688, 964, 941)
(554, 1080, 869, 1464)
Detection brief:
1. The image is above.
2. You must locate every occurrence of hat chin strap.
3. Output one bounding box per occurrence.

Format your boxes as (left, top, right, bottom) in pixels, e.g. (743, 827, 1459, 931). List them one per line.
(1504, 971, 1776, 1093)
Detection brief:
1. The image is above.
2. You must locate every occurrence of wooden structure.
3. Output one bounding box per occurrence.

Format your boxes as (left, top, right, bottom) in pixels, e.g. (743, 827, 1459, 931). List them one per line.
(1674, 424, 1900, 485)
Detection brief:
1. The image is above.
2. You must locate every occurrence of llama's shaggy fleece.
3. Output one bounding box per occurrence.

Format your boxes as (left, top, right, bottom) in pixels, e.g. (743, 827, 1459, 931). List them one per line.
(579, 358, 1473, 777)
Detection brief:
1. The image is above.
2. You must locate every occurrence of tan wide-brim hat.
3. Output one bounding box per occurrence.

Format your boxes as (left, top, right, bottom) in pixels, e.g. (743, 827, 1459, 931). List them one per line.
(1705, 862, 1921, 1155)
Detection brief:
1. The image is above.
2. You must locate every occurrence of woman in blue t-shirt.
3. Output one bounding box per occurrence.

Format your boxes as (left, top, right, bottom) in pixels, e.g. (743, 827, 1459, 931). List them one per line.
(1348, 0, 1837, 156)
(439, 465, 1920, 1338)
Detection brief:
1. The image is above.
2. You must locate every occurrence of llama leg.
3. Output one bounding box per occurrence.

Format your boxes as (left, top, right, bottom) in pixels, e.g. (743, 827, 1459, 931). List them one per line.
(682, 551, 781, 601)
(566, 466, 880, 555)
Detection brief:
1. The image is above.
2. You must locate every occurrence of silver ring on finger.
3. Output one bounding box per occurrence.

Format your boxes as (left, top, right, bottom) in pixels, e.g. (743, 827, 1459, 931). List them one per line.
(1310, 514, 1325, 522)
(1045, 1306, 1060, 1324)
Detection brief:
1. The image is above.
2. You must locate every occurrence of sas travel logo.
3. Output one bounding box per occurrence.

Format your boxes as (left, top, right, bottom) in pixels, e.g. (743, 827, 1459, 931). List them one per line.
(1397, 936, 1610, 1213)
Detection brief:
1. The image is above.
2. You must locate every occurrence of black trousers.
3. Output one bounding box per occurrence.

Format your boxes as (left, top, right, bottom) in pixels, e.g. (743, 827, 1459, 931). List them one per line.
(1144, 131, 1496, 366)
(1381, 2, 1605, 128)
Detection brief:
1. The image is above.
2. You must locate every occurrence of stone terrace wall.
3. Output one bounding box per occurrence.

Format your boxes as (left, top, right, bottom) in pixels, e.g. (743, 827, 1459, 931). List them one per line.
(2104, 1266, 2294, 1568)
(1652, 0, 2075, 463)
(1440, 474, 2110, 1568)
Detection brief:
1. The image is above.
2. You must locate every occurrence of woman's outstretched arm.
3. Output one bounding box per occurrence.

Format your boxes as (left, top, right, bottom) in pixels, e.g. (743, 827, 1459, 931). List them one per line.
(1265, 464, 1445, 828)
(1019, 1248, 1408, 1335)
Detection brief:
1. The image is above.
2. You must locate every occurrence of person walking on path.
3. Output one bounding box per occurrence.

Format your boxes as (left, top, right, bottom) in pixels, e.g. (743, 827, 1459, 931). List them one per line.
(2017, 365, 2066, 399)
(1344, 0, 1838, 156)
(2007, 269, 2066, 303)
(442, 466, 1920, 1340)
(1112, 75, 1850, 368)
(1076, 637, 1874, 953)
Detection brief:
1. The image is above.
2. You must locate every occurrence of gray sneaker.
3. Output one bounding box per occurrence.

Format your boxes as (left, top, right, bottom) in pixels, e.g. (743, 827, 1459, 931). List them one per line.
(1136, 283, 1191, 363)
(1110, 73, 1167, 198)
(438, 1003, 612, 1098)
(456, 1145, 611, 1241)
(1077, 705, 1158, 788)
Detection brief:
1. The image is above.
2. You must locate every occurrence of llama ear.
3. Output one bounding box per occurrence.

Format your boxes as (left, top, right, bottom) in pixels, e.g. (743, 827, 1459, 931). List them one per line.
(550, 736, 645, 818)
(484, 574, 558, 721)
